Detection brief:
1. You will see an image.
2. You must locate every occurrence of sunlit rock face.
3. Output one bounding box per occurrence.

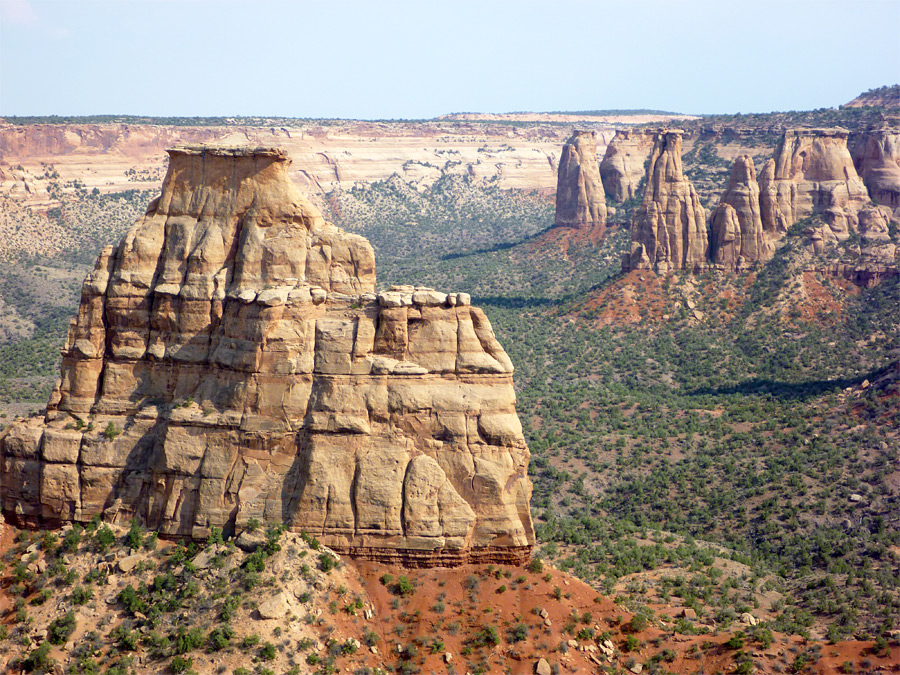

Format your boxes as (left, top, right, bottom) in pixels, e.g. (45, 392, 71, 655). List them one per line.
(0, 145, 534, 567)
(624, 130, 708, 274)
(710, 155, 774, 271)
(600, 129, 655, 203)
(555, 130, 607, 236)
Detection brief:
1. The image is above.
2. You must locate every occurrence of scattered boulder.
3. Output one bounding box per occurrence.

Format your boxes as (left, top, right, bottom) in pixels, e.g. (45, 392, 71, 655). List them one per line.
(235, 529, 267, 552)
(257, 592, 290, 620)
(117, 555, 142, 573)
(535, 657, 552, 675)
(740, 612, 759, 626)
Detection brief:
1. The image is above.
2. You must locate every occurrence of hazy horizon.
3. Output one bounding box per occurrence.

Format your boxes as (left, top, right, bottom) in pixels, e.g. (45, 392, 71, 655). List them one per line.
(1, 0, 899, 119)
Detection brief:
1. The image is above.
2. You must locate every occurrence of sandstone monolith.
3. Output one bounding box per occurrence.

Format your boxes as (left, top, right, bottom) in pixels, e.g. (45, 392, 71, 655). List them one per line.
(624, 131, 708, 274)
(853, 128, 900, 208)
(0, 145, 534, 566)
(710, 156, 774, 270)
(763, 128, 870, 237)
(599, 129, 656, 203)
(554, 130, 607, 236)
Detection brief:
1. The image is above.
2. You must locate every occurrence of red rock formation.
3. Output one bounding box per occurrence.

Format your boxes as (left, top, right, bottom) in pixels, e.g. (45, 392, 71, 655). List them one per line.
(554, 130, 607, 237)
(599, 129, 655, 203)
(710, 156, 774, 271)
(763, 128, 870, 237)
(623, 131, 708, 274)
(0, 145, 534, 566)
(852, 128, 900, 208)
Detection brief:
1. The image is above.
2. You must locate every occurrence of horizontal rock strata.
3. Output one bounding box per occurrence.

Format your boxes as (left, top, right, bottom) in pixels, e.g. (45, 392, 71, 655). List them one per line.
(0, 144, 534, 566)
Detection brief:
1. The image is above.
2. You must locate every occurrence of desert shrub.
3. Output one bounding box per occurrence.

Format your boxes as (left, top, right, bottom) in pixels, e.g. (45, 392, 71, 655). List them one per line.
(318, 552, 337, 573)
(169, 655, 192, 673)
(71, 586, 93, 605)
(207, 625, 234, 651)
(47, 611, 76, 645)
(20, 641, 53, 673)
(471, 625, 500, 648)
(627, 614, 648, 632)
(93, 525, 115, 553)
(174, 626, 204, 654)
(510, 623, 528, 643)
(394, 575, 414, 597)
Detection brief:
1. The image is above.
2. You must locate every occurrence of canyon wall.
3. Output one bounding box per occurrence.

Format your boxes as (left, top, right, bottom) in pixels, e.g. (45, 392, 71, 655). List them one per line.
(763, 128, 870, 236)
(0, 145, 535, 566)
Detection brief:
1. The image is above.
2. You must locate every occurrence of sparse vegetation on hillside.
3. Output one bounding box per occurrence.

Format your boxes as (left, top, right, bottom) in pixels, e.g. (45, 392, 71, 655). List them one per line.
(1, 107, 898, 653)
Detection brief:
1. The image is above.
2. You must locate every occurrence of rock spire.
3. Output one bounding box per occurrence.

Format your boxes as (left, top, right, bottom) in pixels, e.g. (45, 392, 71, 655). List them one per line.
(623, 130, 708, 274)
(710, 156, 774, 271)
(554, 130, 607, 236)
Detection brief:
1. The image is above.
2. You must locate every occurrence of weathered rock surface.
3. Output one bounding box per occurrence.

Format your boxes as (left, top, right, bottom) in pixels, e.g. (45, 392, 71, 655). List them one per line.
(710, 156, 775, 271)
(763, 128, 870, 237)
(624, 131, 708, 274)
(599, 129, 656, 203)
(554, 131, 607, 237)
(0, 144, 534, 566)
(852, 128, 900, 208)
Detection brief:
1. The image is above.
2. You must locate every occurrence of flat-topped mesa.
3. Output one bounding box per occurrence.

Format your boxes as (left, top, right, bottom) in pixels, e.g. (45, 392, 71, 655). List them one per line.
(554, 130, 607, 236)
(623, 130, 708, 274)
(710, 155, 775, 271)
(760, 128, 870, 238)
(0, 145, 535, 567)
(599, 129, 656, 203)
(852, 128, 900, 208)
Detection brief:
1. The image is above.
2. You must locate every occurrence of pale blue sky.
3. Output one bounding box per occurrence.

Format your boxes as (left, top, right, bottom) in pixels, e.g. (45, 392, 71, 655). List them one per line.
(1, 0, 898, 118)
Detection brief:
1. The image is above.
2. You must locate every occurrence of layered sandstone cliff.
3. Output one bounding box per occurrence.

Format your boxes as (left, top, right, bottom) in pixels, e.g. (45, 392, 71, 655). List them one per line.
(710, 156, 774, 271)
(599, 129, 655, 203)
(624, 131, 708, 274)
(554, 131, 607, 236)
(852, 128, 900, 208)
(761, 128, 870, 237)
(0, 145, 534, 565)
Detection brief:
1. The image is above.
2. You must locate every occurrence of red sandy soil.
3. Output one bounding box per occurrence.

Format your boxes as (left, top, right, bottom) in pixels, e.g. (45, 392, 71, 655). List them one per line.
(1, 523, 897, 674)
(798, 271, 860, 323)
(579, 269, 668, 326)
(530, 223, 610, 256)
